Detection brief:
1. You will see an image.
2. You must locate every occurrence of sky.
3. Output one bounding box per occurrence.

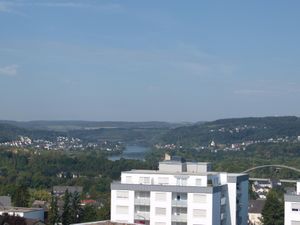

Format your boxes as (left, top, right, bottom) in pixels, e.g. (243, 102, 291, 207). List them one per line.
(0, 0, 300, 122)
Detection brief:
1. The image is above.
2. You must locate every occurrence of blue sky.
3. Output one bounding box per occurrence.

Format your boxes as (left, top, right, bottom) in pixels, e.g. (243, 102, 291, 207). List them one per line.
(0, 0, 300, 122)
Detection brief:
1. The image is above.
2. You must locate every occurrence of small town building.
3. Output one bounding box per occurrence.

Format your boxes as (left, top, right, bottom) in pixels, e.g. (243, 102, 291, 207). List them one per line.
(248, 199, 265, 225)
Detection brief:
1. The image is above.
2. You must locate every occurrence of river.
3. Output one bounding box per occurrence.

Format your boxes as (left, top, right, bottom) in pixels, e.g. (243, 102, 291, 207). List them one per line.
(108, 145, 150, 161)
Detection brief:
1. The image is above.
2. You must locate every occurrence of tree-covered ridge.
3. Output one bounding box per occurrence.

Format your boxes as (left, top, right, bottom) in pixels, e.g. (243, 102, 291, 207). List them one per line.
(0, 122, 171, 145)
(0, 149, 149, 195)
(0, 123, 63, 143)
(146, 142, 300, 179)
(159, 116, 300, 146)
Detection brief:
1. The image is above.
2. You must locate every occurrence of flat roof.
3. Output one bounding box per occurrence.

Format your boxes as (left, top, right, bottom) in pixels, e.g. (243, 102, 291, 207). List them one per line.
(0, 207, 43, 213)
(122, 169, 247, 177)
(122, 169, 218, 176)
(159, 161, 211, 165)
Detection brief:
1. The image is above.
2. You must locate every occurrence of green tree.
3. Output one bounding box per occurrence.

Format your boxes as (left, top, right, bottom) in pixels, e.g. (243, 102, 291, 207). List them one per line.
(70, 191, 82, 223)
(62, 190, 72, 225)
(261, 189, 284, 225)
(12, 185, 30, 207)
(81, 205, 98, 222)
(48, 192, 59, 225)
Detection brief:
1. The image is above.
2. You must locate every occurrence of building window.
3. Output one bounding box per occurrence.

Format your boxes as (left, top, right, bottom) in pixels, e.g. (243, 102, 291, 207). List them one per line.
(155, 207, 166, 215)
(172, 193, 187, 201)
(172, 207, 187, 215)
(193, 194, 206, 203)
(139, 177, 150, 184)
(176, 178, 187, 186)
(172, 223, 187, 225)
(135, 191, 150, 199)
(135, 205, 150, 212)
(116, 206, 129, 214)
(193, 209, 206, 218)
(155, 192, 167, 201)
(116, 191, 129, 199)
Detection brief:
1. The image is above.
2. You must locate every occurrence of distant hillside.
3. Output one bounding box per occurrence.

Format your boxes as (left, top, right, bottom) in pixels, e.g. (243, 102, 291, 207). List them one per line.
(0, 120, 183, 131)
(69, 128, 169, 145)
(0, 123, 62, 142)
(159, 116, 300, 146)
(2, 117, 300, 146)
(0, 120, 179, 144)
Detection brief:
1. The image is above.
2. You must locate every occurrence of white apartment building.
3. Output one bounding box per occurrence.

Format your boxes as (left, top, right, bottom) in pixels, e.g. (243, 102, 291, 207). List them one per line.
(285, 181, 300, 225)
(111, 156, 248, 225)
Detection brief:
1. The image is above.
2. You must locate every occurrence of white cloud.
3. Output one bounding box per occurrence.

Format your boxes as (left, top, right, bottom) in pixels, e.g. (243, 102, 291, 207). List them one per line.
(0, 65, 19, 76)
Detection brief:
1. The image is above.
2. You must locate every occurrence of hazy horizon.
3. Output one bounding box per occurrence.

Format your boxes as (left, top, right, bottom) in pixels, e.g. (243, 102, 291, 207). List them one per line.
(1, 1, 300, 121)
(0, 115, 298, 124)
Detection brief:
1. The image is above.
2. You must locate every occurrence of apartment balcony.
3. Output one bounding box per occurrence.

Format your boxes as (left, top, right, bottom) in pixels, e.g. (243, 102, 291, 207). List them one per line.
(171, 214, 187, 222)
(171, 199, 187, 207)
(134, 198, 150, 205)
(134, 212, 150, 221)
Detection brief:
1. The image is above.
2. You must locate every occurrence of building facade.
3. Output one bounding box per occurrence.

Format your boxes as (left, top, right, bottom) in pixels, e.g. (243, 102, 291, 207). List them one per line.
(111, 157, 248, 225)
(285, 181, 300, 225)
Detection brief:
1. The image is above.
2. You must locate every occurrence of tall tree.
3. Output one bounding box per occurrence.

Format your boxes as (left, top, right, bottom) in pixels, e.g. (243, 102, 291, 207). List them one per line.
(62, 190, 72, 225)
(70, 191, 82, 223)
(261, 189, 284, 225)
(12, 185, 30, 207)
(48, 192, 59, 225)
(81, 205, 98, 222)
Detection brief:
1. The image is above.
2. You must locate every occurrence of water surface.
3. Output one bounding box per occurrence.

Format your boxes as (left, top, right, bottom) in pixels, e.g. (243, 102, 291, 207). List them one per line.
(108, 145, 150, 161)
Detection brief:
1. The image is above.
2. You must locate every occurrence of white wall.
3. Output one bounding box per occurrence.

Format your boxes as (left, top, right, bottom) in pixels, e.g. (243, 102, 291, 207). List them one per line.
(187, 193, 212, 225)
(227, 182, 237, 225)
(150, 191, 172, 225)
(285, 201, 300, 225)
(111, 190, 135, 223)
(121, 172, 209, 187)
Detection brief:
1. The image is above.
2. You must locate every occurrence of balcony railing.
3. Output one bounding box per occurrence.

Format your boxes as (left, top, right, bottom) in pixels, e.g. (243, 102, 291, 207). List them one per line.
(172, 200, 187, 207)
(134, 212, 150, 221)
(171, 214, 187, 222)
(134, 198, 150, 205)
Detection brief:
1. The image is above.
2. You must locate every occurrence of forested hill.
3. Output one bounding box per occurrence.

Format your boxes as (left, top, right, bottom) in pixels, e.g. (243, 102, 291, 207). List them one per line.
(0, 121, 182, 144)
(159, 116, 300, 146)
(0, 123, 62, 143)
(1, 117, 300, 146)
(0, 120, 182, 131)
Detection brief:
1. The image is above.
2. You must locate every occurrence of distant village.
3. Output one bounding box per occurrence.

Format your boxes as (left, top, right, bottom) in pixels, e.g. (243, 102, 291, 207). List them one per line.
(0, 136, 124, 153)
(155, 124, 300, 152)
